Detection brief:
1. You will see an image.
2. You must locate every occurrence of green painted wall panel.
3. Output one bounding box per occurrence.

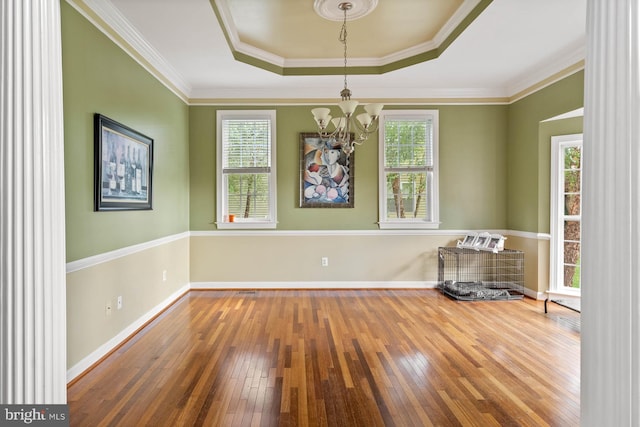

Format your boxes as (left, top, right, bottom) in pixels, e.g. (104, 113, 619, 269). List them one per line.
(506, 71, 584, 232)
(189, 104, 508, 231)
(188, 106, 217, 230)
(437, 105, 508, 229)
(62, 2, 190, 261)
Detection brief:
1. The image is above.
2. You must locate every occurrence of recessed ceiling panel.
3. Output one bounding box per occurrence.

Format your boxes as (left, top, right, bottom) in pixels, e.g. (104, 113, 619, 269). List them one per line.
(216, 0, 480, 73)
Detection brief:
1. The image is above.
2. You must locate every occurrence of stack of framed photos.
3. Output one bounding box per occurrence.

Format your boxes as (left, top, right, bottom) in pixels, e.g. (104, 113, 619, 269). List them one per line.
(457, 232, 506, 253)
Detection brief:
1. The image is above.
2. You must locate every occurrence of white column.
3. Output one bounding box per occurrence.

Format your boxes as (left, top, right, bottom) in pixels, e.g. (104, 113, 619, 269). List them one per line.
(582, 0, 640, 425)
(0, 1, 67, 403)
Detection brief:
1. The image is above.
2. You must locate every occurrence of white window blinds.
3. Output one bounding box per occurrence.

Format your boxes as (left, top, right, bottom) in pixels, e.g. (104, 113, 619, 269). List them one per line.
(221, 118, 271, 172)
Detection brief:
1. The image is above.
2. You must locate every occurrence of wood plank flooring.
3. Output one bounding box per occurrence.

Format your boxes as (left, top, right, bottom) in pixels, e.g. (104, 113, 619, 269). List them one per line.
(67, 290, 580, 426)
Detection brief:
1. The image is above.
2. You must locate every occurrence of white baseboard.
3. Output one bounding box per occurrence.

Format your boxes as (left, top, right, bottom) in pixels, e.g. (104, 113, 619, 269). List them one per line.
(66, 284, 190, 383)
(524, 287, 546, 300)
(189, 281, 440, 290)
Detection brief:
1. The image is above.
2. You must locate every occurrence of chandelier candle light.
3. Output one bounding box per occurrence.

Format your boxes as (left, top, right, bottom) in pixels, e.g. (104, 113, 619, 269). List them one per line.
(311, 1, 383, 156)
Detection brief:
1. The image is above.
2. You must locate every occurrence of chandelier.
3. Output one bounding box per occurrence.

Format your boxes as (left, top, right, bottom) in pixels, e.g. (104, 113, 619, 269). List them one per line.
(311, 2, 383, 156)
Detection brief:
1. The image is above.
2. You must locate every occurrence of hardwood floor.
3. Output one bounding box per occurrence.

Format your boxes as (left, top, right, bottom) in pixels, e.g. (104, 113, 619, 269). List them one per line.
(67, 290, 580, 426)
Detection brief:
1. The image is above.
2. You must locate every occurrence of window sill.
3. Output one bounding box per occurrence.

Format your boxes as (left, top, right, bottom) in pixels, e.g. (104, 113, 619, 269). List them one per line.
(216, 221, 277, 230)
(378, 221, 440, 230)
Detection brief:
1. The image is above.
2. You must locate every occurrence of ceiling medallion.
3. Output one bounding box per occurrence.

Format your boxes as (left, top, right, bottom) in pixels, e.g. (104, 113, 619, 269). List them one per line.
(313, 0, 378, 21)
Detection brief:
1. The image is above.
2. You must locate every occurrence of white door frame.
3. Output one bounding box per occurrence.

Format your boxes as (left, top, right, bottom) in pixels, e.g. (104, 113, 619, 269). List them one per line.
(549, 133, 583, 296)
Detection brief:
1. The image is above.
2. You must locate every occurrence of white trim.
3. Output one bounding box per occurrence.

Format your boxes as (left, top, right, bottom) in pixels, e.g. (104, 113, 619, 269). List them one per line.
(506, 230, 551, 240)
(542, 108, 584, 122)
(190, 229, 549, 238)
(190, 229, 502, 237)
(66, 232, 190, 273)
(377, 221, 441, 230)
(216, 110, 277, 229)
(523, 288, 547, 300)
(189, 88, 513, 104)
(506, 41, 585, 99)
(545, 289, 581, 299)
(190, 281, 439, 290)
(549, 134, 583, 293)
(66, 284, 190, 382)
(378, 110, 440, 228)
(215, 221, 278, 230)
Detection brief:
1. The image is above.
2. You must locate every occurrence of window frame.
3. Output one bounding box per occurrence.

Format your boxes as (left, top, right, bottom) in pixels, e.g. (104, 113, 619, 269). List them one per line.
(378, 109, 440, 229)
(549, 133, 582, 295)
(216, 110, 277, 229)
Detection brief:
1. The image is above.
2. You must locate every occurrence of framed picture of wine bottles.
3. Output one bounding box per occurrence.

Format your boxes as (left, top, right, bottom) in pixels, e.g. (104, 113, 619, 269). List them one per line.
(94, 114, 153, 211)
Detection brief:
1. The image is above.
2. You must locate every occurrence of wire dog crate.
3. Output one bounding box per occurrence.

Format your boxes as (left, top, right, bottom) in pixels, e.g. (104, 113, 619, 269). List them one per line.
(438, 247, 524, 301)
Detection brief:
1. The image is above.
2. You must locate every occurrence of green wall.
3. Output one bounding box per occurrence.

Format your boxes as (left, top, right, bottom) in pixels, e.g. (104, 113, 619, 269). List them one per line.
(61, 0, 582, 245)
(189, 105, 509, 231)
(506, 72, 584, 232)
(62, 2, 190, 262)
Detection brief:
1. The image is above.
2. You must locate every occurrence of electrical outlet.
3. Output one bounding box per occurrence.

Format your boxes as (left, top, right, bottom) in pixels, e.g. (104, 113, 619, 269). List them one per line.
(106, 301, 112, 316)
(321, 257, 329, 267)
(117, 296, 122, 310)
(162, 270, 167, 282)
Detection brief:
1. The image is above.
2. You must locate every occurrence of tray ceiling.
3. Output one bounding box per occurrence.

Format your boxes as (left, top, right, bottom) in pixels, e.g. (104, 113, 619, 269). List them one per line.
(72, 0, 586, 102)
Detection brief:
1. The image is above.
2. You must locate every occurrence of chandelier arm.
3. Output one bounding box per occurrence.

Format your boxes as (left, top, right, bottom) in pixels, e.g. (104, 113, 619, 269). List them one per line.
(319, 128, 339, 140)
(350, 117, 380, 136)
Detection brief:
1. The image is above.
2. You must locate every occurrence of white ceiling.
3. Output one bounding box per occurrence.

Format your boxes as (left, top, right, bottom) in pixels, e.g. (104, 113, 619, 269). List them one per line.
(77, 0, 586, 103)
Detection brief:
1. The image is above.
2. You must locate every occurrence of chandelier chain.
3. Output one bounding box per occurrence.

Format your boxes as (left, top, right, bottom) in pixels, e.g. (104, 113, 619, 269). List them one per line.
(340, 11, 348, 91)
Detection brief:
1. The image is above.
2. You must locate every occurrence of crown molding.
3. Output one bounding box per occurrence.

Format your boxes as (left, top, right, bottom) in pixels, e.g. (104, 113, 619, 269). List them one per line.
(506, 41, 585, 102)
(187, 85, 511, 104)
(188, 97, 511, 106)
(65, 0, 191, 103)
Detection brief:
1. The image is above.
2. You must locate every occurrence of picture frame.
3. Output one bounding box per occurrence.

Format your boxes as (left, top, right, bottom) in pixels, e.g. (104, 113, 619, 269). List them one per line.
(458, 232, 478, 248)
(299, 132, 354, 208)
(94, 114, 153, 211)
(485, 234, 506, 253)
(473, 232, 491, 249)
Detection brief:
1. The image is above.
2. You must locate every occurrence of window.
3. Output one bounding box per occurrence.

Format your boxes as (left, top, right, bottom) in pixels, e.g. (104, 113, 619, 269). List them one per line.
(378, 110, 439, 229)
(216, 110, 277, 229)
(550, 134, 582, 293)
